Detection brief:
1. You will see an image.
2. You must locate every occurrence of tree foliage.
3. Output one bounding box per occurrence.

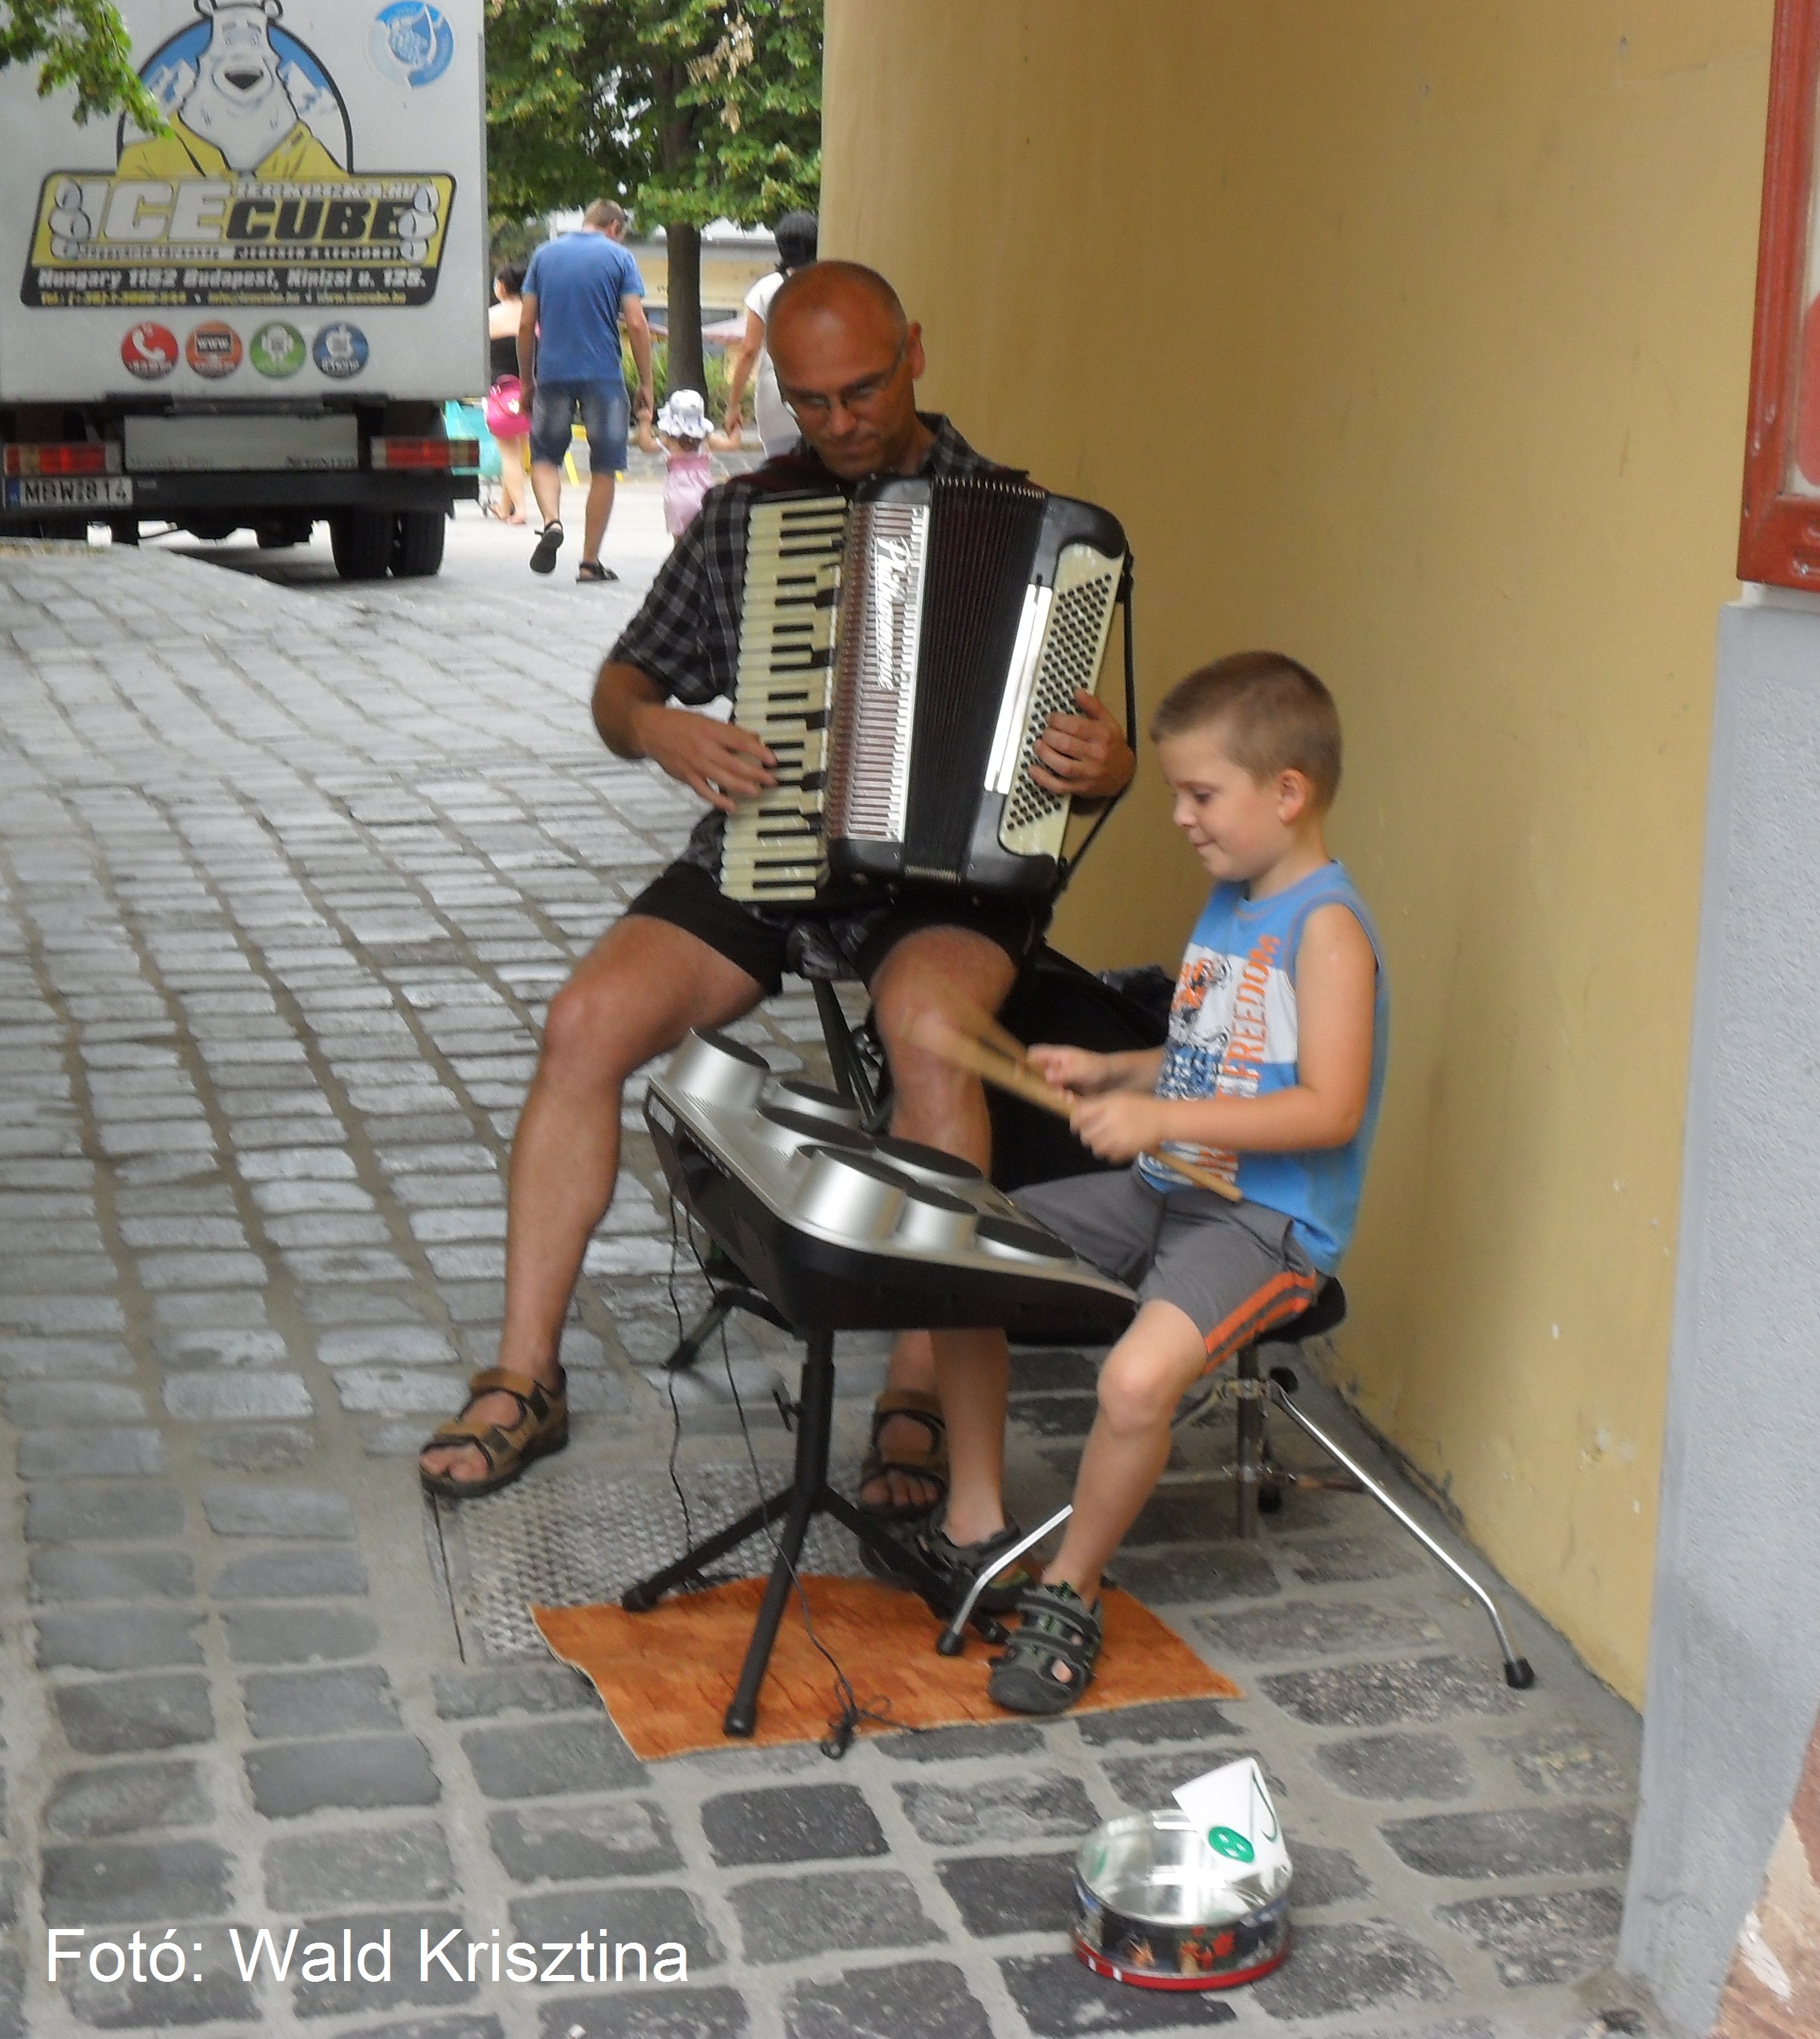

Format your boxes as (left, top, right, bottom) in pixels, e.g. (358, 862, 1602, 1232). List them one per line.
(0, 0, 166, 131)
(485, 1, 821, 392)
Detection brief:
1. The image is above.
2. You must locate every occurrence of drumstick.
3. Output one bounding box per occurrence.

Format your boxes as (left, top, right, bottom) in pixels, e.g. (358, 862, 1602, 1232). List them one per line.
(912, 1016, 1243, 1203)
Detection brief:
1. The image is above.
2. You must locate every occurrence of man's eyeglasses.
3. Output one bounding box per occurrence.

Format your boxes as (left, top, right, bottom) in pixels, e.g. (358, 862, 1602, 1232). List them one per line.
(778, 339, 907, 422)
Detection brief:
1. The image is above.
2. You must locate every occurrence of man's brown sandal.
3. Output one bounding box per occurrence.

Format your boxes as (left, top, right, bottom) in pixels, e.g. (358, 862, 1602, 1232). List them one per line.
(418, 1367, 568, 1501)
(857, 1388, 949, 1523)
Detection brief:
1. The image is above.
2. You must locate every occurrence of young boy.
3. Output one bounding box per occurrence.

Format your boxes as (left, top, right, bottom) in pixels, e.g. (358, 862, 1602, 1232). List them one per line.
(927, 650, 1389, 1714)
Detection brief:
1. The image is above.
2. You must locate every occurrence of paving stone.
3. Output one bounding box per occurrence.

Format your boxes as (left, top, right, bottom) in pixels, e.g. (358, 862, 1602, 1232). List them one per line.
(726, 1866, 939, 1962)
(536, 1988, 747, 2039)
(288, 1909, 472, 2019)
(1076, 1700, 1240, 1747)
(4, 1379, 145, 1423)
(30, 1548, 194, 1602)
(223, 1605, 380, 1664)
(44, 1760, 209, 1838)
(1250, 1917, 1456, 2018)
(431, 1663, 599, 1718)
(212, 1544, 368, 1599)
(895, 1770, 1100, 1846)
(36, 1607, 203, 1672)
(461, 1715, 644, 1799)
(57, 1925, 257, 2029)
(1111, 1544, 1280, 1603)
(700, 1782, 887, 1867)
(347, 2018, 503, 2039)
(197, 1426, 315, 1471)
(54, 1673, 215, 1753)
(1262, 1654, 1525, 1728)
(163, 1371, 314, 1420)
(508, 1885, 722, 1966)
(998, 1951, 1238, 2031)
(155, 1325, 289, 1369)
(1381, 1806, 1631, 1879)
(1434, 1886, 1624, 1986)
(41, 1838, 232, 1923)
(1196, 1599, 1441, 1663)
(785, 1957, 993, 2039)
(1126, 1486, 1255, 1546)
(874, 1721, 1045, 1762)
(264, 1821, 455, 1909)
(1289, 1843, 1374, 1907)
(1490, 1724, 1633, 1800)
(1286, 1534, 1424, 1583)
(936, 1849, 1076, 1937)
(242, 1666, 402, 1739)
(1009, 1392, 1100, 1436)
(245, 1736, 440, 1817)
(1313, 1730, 1474, 1801)
(488, 1800, 682, 1884)
(0, 1335, 132, 1378)
(18, 1426, 168, 1478)
(1009, 1349, 1098, 1392)
(199, 1481, 356, 1538)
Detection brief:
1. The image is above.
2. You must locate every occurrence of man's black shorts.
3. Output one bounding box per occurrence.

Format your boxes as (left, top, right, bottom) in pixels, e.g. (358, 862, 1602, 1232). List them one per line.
(624, 858, 1046, 996)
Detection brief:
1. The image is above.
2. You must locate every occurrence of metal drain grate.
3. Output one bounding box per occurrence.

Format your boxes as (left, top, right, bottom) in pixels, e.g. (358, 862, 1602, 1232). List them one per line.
(452, 1459, 868, 1661)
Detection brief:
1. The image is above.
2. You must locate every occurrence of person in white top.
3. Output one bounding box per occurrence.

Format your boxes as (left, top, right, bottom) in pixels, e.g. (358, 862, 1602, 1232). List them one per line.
(724, 211, 817, 454)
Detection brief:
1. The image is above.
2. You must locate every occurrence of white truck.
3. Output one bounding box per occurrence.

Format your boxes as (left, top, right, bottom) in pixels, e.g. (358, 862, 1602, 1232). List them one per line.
(0, 0, 485, 577)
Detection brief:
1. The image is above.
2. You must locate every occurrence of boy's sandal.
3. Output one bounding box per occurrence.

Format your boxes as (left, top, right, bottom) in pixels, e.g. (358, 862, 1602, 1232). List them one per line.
(576, 560, 618, 583)
(857, 1389, 949, 1523)
(987, 1583, 1103, 1715)
(917, 1517, 1036, 1616)
(418, 1367, 568, 1501)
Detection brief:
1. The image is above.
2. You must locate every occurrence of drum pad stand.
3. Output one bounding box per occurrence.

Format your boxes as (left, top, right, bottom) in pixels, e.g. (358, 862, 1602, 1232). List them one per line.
(622, 1313, 1008, 1739)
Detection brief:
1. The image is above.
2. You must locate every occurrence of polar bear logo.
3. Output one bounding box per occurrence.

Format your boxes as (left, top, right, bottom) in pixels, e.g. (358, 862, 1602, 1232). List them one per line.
(120, 0, 351, 179)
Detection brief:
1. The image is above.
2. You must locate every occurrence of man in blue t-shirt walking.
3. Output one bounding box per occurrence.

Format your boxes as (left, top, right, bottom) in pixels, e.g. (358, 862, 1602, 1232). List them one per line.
(519, 199, 657, 582)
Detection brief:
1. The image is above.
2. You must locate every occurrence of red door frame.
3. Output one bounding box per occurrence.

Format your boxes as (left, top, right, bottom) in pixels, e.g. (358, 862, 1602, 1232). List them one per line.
(1740, 0, 1820, 585)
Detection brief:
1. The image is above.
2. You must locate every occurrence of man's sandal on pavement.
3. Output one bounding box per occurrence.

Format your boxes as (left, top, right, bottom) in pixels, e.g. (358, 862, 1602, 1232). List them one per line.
(576, 559, 617, 583)
(987, 1581, 1103, 1715)
(529, 522, 564, 574)
(418, 1367, 568, 1500)
(857, 1389, 949, 1523)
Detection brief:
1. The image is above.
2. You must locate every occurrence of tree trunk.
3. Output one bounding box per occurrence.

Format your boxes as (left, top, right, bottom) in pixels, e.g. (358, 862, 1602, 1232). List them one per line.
(665, 221, 705, 397)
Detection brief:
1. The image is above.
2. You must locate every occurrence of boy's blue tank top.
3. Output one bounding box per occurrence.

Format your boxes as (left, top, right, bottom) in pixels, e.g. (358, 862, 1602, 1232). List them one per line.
(1136, 861, 1388, 1271)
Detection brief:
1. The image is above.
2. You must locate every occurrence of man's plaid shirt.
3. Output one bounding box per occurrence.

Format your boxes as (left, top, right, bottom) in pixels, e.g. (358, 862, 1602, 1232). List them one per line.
(609, 414, 1000, 879)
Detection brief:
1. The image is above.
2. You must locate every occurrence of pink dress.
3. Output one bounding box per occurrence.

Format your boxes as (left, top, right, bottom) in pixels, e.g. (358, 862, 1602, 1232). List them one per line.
(663, 450, 714, 537)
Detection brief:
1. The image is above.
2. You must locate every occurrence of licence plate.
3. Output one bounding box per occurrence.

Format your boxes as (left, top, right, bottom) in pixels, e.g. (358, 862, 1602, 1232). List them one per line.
(4, 475, 135, 510)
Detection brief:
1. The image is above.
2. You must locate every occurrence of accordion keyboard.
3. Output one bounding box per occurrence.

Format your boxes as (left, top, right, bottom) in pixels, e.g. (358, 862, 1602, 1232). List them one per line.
(720, 493, 849, 903)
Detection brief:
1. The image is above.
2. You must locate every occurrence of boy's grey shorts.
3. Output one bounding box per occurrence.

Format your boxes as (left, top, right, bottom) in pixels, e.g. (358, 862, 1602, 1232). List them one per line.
(1013, 1167, 1323, 1370)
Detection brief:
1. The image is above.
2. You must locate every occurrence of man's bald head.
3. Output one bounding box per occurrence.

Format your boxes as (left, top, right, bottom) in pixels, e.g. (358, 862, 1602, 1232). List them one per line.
(765, 260, 930, 480)
(768, 260, 908, 352)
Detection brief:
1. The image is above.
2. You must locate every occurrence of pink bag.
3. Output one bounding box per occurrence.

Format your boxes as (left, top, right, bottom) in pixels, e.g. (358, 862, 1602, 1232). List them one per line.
(484, 375, 526, 439)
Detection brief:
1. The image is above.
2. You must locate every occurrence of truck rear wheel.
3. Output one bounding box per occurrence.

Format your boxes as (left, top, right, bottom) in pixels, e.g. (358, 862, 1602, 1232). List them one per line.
(391, 510, 446, 578)
(329, 509, 393, 580)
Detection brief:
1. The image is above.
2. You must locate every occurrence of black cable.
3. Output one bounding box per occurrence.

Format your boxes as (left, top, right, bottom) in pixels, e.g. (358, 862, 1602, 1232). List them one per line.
(661, 1195, 698, 1557)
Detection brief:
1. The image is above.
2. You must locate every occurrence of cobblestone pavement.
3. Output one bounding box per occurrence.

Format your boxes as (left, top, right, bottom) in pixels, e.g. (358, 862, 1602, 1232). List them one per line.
(1, 531, 1658, 2037)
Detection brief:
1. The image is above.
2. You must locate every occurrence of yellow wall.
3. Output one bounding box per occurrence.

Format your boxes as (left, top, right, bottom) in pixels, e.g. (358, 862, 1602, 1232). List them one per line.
(821, 0, 1773, 1702)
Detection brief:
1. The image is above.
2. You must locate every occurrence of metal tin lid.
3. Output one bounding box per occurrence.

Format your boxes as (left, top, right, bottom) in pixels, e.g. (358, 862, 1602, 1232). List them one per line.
(1076, 1810, 1292, 1928)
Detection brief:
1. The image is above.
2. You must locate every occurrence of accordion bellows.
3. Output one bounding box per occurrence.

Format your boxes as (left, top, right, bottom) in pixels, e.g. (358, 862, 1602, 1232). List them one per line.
(720, 473, 1129, 905)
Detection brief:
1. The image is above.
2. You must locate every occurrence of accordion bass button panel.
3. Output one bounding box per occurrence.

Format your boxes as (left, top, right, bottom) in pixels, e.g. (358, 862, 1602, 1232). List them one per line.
(721, 492, 850, 903)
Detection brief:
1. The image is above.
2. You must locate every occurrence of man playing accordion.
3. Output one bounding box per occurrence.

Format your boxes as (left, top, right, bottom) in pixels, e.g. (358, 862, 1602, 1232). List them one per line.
(418, 263, 1135, 1565)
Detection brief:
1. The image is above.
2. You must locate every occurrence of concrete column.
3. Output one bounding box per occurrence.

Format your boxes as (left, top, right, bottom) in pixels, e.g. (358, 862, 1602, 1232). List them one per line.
(1619, 592, 1820, 2033)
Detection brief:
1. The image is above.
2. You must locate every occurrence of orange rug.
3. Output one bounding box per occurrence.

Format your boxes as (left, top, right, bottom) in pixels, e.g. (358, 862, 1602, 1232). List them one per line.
(532, 1575, 1242, 1760)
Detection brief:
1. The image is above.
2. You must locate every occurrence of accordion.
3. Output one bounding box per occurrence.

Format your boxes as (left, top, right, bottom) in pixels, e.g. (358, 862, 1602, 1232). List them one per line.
(720, 473, 1131, 905)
